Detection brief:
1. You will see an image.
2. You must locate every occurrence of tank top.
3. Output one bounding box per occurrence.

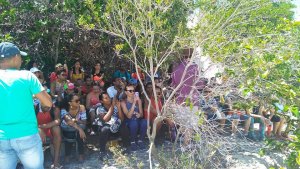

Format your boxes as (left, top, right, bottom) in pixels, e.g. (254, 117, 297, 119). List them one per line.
(71, 72, 84, 82)
(125, 100, 139, 119)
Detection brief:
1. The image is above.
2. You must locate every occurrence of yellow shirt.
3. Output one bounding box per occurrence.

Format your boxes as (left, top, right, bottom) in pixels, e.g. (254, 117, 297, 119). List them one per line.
(71, 72, 84, 82)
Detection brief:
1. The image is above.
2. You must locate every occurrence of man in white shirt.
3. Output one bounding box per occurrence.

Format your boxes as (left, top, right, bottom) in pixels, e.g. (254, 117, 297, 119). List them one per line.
(107, 77, 125, 100)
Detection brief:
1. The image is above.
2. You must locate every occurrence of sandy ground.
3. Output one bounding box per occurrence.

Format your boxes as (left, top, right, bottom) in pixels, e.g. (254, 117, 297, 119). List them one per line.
(42, 133, 288, 169)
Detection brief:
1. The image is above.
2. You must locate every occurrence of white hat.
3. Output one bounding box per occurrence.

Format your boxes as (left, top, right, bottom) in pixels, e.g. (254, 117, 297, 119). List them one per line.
(30, 67, 41, 73)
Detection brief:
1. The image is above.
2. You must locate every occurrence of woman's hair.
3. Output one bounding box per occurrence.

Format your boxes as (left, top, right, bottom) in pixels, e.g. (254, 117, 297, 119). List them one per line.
(72, 60, 82, 74)
(60, 93, 77, 112)
(91, 62, 101, 75)
(125, 84, 135, 90)
(99, 92, 108, 101)
(154, 85, 162, 91)
(122, 84, 135, 100)
(145, 82, 152, 88)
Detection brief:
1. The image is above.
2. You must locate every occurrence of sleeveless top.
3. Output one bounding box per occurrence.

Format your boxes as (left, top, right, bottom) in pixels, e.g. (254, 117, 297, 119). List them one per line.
(71, 72, 84, 82)
(125, 100, 139, 119)
(60, 108, 87, 131)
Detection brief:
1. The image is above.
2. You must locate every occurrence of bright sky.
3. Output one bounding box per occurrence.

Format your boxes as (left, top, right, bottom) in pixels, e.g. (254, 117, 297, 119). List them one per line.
(293, 0, 300, 21)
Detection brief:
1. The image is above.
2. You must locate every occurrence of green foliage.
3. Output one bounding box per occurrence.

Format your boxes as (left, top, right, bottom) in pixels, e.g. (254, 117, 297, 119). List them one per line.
(194, 0, 300, 114)
(286, 130, 300, 168)
(0, 0, 116, 73)
(77, 0, 191, 71)
(193, 1, 300, 167)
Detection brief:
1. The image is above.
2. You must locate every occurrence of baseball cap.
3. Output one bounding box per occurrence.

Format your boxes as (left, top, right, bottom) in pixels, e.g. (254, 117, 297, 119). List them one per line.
(30, 67, 41, 73)
(0, 42, 28, 58)
(55, 63, 63, 68)
(67, 83, 75, 89)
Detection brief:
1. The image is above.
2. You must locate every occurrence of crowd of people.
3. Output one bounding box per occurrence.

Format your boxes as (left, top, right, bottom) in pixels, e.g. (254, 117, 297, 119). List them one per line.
(0, 42, 289, 169)
(30, 59, 177, 168)
(33, 59, 288, 167)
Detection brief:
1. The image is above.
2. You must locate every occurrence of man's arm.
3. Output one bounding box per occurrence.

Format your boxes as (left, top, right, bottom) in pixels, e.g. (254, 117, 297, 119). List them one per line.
(35, 90, 52, 108)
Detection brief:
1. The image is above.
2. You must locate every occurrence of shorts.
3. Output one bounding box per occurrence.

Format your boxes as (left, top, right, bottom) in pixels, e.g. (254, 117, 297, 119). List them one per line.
(37, 112, 53, 138)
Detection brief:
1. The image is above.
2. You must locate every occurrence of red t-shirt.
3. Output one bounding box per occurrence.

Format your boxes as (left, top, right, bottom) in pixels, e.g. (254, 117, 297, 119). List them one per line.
(144, 97, 162, 122)
(132, 72, 145, 80)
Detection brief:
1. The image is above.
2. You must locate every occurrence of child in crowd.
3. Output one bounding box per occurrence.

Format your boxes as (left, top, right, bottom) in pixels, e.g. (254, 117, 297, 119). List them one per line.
(37, 104, 62, 168)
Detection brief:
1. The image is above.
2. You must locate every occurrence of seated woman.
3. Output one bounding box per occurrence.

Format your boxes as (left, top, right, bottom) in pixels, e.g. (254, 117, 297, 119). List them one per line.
(121, 84, 147, 151)
(60, 94, 87, 162)
(70, 60, 84, 83)
(37, 104, 62, 168)
(91, 63, 105, 87)
(90, 92, 130, 158)
(247, 106, 269, 141)
(49, 63, 68, 83)
(263, 107, 286, 139)
(144, 86, 176, 142)
(200, 88, 225, 125)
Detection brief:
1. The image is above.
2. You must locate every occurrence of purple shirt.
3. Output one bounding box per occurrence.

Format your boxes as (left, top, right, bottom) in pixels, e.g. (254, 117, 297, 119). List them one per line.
(171, 61, 201, 105)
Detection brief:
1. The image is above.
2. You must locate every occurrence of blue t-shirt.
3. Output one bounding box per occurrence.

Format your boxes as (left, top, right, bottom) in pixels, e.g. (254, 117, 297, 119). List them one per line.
(0, 69, 44, 140)
(113, 70, 131, 81)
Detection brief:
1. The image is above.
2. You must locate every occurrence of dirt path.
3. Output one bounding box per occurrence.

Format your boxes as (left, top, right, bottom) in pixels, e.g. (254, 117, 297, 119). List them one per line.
(44, 134, 287, 169)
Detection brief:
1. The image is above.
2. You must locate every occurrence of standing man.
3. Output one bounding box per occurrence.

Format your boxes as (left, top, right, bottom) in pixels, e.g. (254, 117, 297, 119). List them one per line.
(0, 42, 52, 169)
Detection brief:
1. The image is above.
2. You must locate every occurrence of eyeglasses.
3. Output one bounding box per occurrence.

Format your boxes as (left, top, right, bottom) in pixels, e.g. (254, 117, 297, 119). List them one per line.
(126, 90, 135, 93)
(72, 99, 80, 103)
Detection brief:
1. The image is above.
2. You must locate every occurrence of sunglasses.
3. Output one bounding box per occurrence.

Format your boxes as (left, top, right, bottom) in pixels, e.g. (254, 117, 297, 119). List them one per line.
(126, 90, 135, 93)
(72, 99, 80, 103)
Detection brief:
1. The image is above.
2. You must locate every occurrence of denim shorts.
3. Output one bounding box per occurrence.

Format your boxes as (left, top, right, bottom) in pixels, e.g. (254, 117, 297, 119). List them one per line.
(0, 133, 44, 169)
